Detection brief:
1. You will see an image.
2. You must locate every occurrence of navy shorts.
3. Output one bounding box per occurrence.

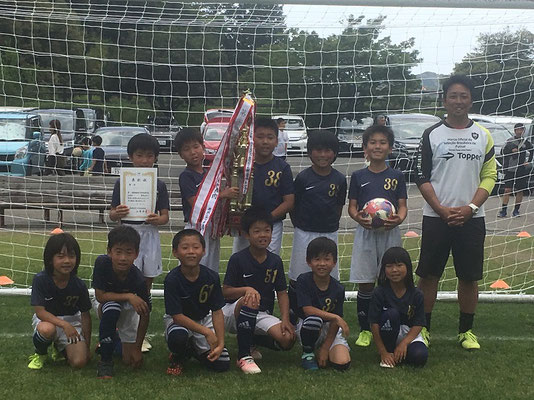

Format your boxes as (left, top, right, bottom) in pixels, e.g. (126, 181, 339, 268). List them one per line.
(416, 216, 485, 281)
(504, 167, 528, 191)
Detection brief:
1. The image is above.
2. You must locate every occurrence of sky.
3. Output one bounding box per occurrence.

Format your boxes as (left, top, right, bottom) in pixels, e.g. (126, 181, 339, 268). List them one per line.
(283, 5, 534, 74)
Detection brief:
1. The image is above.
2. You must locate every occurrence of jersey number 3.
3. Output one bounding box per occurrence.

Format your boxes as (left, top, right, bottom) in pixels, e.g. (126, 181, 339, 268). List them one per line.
(265, 170, 282, 187)
(383, 178, 398, 191)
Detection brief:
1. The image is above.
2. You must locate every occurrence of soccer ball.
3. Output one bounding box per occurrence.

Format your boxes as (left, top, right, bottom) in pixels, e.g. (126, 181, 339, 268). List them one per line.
(362, 198, 396, 230)
(71, 147, 83, 157)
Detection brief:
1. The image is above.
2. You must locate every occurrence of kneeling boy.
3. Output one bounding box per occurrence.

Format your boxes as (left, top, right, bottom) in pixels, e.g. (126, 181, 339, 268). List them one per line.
(295, 237, 351, 371)
(163, 229, 229, 375)
(92, 225, 151, 378)
(223, 207, 295, 374)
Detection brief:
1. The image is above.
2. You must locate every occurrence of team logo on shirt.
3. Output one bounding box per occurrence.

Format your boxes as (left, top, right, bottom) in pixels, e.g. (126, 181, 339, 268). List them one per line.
(328, 184, 338, 197)
(265, 170, 281, 187)
(438, 151, 454, 160)
(407, 304, 414, 320)
(471, 132, 479, 140)
(322, 298, 335, 312)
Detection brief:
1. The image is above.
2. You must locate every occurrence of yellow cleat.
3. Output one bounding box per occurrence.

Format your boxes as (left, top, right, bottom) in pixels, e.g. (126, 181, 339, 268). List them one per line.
(458, 329, 481, 350)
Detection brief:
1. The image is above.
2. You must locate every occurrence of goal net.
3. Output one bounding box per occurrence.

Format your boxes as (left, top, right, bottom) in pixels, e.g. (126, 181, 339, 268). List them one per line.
(1, 0, 534, 299)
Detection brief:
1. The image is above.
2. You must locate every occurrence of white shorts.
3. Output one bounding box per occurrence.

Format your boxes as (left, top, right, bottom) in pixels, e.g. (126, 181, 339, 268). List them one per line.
(296, 319, 350, 351)
(349, 225, 401, 283)
(128, 223, 162, 278)
(288, 228, 339, 281)
(398, 324, 425, 345)
(232, 220, 283, 255)
(222, 301, 281, 335)
(185, 222, 221, 273)
(32, 312, 85, 352)
(164, 312, 216, 355)
(93, 299, 140, 343)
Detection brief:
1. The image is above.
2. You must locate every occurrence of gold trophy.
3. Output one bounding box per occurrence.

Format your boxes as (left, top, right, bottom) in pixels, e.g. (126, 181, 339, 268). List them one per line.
(228, 123, 254, 229)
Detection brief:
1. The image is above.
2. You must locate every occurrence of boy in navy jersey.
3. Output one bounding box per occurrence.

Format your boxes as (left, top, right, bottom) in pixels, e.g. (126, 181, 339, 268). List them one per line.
(176, 128, 239, 272)
(232, 117, 295, 255)
(348, 125, 407, 348)
(288, 130, 347, 320)
(295, 237, 351, 371)
(163, 229, 230, 375)
(92, 225, 151, 379)
(223, 207, 295, 374)
(28, 233, 91, 370)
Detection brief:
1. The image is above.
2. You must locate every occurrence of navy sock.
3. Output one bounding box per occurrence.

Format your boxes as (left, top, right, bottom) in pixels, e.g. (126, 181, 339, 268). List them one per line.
(99, 302, 121, 362)
(379, 308, 401, 353)
(357, 291, 372, 331)
(514, 204, 520, 212)
(501, 204, 508, 213)
(288, 280, 298, 326)
(459, 312, 474, 333)
(299, 316, 322, 354)
(425, 312, 432, 331)
(252, 334, 281, 351)
(33, 331, 52, 355)
(166, 325, 189, 361)
(236, 306, 258, 359)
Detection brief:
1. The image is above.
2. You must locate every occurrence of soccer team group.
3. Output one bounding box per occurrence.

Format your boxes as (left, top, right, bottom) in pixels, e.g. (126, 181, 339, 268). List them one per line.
(28, 75, 497, 377)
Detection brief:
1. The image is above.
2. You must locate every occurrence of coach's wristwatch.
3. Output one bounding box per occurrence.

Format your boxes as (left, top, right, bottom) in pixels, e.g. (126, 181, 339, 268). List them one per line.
(468, 203, 479, 215)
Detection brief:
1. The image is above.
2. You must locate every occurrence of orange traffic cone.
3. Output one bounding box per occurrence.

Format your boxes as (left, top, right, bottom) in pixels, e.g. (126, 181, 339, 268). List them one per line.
(490, 279, 511, 289)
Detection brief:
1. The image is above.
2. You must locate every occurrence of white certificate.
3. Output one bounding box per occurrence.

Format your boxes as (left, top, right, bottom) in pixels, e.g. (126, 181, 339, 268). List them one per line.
(120, 168, 158, 222)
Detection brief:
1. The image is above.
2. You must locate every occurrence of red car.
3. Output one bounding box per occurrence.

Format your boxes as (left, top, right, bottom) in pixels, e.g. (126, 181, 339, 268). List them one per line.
(202, 117, 230, 163)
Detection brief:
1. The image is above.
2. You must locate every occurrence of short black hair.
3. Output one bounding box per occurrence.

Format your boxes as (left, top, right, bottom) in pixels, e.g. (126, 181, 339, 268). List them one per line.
(515, 123, 525, 129)
(43, 233, 81, 276)
(127, 132, 160, 157)
(92, 135, 102, 146)
(255, 117, 279, 138)
(307, 130, 339, 156)
(172, 228, 206, 250)
(81, 136, 92, 146)
(276, 117, 285, 124)
(175, 127, 203, 153)
(107, 225, 140, 252)
(362, 125, 395, 147)
(442, 74, 475, 99)
(306, 236, 337, 263)
(378, 246, 415, 289)
(241, 206, 274, 233)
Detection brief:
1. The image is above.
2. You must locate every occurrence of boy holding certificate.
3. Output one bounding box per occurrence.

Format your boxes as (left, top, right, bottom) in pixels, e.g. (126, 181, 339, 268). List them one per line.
(109, 133, 170, 350)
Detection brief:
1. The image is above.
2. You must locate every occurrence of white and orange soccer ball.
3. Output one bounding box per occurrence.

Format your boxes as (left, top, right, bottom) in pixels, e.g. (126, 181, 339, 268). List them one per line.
(362, 198, 396, 230)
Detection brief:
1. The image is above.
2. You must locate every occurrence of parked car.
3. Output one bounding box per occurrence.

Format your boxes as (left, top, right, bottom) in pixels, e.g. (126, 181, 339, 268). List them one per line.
(337, 116, 373, 156)
(470, 114, 532, 134)
(0, 111, 45, 176)
(202, 117, 230, 164)
(145, 115, 182, 152)
(272, 114, 307, 154)
(92, 126, 150, 175)
(200, 109, 234, 134)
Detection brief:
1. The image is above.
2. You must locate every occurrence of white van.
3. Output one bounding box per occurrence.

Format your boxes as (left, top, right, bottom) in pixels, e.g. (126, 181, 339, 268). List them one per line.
(272, 114, 307, 153)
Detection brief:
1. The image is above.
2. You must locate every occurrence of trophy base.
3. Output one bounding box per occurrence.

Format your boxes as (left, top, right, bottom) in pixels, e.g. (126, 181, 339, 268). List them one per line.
(228, 212, 243, 231)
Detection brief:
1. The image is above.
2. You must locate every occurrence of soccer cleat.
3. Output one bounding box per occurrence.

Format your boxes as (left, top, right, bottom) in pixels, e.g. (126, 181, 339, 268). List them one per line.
(50, 345, 65, 362)
(421, 327, 431, 347)
(512, 210, 520, 217)
(97, 361, 114, 379)
(237, 356, 261, 374)
(28, 353, 47, 370)
(458, 329, 481, 350)
(355, 330, 372, 347)
(250, 346, 263, 361)
(141, 338, 152, 353)
(497, 210, 507, 218)
(166, 354, 184, 376)
(301, 353, 319, 371)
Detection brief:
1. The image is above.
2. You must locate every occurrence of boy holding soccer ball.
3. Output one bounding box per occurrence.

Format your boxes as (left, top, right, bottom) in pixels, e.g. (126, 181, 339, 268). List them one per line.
(348, 124, 407, 347)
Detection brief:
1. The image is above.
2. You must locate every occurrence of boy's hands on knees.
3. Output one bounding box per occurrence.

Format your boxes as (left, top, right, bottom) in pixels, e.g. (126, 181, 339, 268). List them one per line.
(219, 187, 240, 199)
(129, 348, 143, 368)
(243, 287, 261, 308)
(112, 204, 130, 219)
(317, 344, 329, 368)
(354, 210, 372, 229)
(394, 341, 408, 363)
(128, 294, 149, 316)
(280, 320, 295, 339)
(380, 351, 396, 367)
(204, 329, 223, 361)
(335, 316, 350, 338)
(62, 322, 81, 343)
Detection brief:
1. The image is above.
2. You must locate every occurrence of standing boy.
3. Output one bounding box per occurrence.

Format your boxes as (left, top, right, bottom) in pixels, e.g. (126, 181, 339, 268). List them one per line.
(87, 135, 106, 175)
(348, 125, 407, 347)
(273, 117, 288, 159)
(164, 229, 230, 375)
(232, 117, 295, 255)
(176, 127, 239, 272)
(223, 207, 295, 374)
(92, 225, 151, 378)
(415, 75, 496, 350)
(288, 130, 346, 319)
(498, 122, 533, 218)
(295, 237, 351, 371)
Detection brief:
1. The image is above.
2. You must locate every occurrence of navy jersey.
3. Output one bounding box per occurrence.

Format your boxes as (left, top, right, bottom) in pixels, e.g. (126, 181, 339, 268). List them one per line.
(368, 284, 425, 327)
(30, 271, 91, 316)
(111, 178, 170, 215)
(92, 147, 105, 174)
(223, 248, 287, 314)
(348, 167, 407, 211)
(164, 264, 225, 321)
(92, 255, 151, 308)
(178, 167, 205, 222)
(295, 271, 344, 319)
(252, 157, 294, 221)
(292, 167, 347, 232)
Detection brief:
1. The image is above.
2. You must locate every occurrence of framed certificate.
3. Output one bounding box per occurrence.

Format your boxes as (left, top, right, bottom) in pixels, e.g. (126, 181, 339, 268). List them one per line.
(120, 168, 158, 222)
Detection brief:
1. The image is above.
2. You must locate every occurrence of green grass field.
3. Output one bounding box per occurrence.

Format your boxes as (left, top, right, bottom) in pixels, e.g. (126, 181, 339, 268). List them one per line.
(1, 296, 533, 400)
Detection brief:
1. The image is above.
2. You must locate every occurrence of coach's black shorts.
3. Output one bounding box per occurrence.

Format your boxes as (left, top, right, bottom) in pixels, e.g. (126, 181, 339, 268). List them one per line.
(416, 216, 485, 281)
(504, 168, 528, 191)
